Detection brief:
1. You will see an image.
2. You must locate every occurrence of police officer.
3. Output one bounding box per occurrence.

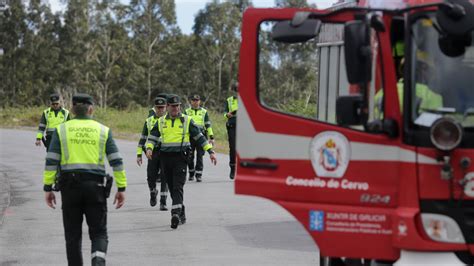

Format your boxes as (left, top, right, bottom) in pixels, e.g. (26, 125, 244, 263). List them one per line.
(185, 94, 215, 182)
(148, 93, 169, 117)
(146, 94, 217, 229)
(36, 93, 70, 150)
(43, 93, 127, 266)
(137, 96, 169, 210)
(224, 83, 238, 180)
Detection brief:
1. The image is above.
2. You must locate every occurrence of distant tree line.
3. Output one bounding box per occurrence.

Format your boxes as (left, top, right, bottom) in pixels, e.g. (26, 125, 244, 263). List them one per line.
(0, 0, 315, 111)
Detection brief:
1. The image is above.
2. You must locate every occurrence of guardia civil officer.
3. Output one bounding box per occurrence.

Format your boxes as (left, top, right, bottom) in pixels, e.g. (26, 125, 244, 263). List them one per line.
(35, 93, 70, 150)
(43, 93, 127, 266)
(224, 83, 238, 179)
(137, 96, 169, 210)
(185, 94, 215, 182)
(148, 93, 169, 117)
(146, 94, 217, 229)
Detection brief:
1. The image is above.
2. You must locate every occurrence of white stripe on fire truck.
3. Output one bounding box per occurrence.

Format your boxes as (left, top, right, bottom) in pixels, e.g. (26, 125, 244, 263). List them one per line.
(237, 96, 437, 165)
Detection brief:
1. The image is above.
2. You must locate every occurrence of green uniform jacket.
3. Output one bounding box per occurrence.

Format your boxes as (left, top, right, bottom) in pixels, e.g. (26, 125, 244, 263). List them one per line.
(185, 107, 214, 139)
(224, 96, 238, 126)
(146, 113, 214, 154)
(36, 107, 70, 139)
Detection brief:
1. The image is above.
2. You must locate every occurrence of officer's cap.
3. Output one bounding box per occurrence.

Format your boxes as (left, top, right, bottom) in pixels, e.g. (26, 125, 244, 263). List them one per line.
(167, 94, 181, 105)
(189, 94, 201, 101)
(157, 93, 169, 100)
(50, 93, 60, 104)
(72, 93, 94, 105)
(154, 97, 167, 106)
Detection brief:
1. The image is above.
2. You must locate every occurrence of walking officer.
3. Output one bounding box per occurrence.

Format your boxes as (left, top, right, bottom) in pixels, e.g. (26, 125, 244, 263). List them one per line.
(185, 94, 215, 182)
(36, 93, 70, 150)
(137, 96, 169, 210)
(224, 83, 238, 179)
(43, 93, 127, 266)
(148, 93, 169, 117)
(146, 94, 217, 229)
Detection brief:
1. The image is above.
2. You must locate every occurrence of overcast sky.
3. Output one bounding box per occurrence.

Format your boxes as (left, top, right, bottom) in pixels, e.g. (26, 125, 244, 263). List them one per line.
(47, 0, 338, 35)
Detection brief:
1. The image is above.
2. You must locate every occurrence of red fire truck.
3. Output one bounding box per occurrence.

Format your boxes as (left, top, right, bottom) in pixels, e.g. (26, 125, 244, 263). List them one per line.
(235, 0, 474, 264)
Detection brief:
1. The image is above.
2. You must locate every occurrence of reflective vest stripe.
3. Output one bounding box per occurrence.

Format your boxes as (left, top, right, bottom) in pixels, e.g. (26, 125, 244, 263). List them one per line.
(193, 133, 204, 141)
(112, 165, 124, 171)
(182, 116, 189, 140)
(98, 125, 106, 163)
(46, 152, 61, 160)
(61, 164, 106, 171)
(107, 152, 121, 161)
(45, 165, 57, 171)
(161, 142, 191, 147)
(59, 123, 70, 161)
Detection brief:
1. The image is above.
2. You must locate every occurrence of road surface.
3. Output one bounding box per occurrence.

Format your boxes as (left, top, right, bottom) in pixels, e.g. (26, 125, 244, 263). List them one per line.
(0, 128, 318, 265)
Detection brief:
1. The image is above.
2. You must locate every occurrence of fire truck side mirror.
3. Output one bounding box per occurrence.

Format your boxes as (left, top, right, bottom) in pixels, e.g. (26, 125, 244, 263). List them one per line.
(344, 21, 372, 84)
(436, 0, 474, 57)
(336, 95, 367, 126)
(271, 17, 322, 44)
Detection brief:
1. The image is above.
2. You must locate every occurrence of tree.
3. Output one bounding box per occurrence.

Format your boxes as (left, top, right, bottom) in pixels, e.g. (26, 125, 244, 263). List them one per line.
(193, 0, 244, 109)
(129, 0, 178, 104)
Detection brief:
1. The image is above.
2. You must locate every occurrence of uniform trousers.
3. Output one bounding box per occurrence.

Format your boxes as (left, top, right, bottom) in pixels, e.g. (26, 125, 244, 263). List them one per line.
(146, 149, 168, 204)
(187, 139, 205, 178)
(160, 152, 187, 217)
(60, 173, 108, 266)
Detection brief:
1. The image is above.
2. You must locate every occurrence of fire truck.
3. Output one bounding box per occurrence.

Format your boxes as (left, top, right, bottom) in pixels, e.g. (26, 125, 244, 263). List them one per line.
(235, 0, 474, 264)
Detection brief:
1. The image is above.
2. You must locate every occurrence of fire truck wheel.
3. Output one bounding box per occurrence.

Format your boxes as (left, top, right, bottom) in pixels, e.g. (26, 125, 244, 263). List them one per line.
(319, 257, 345, 266)
(319, 257, 376, 266)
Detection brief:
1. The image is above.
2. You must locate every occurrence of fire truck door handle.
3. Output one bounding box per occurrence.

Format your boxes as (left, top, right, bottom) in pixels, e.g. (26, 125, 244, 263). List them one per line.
(240, 160, 278, 170)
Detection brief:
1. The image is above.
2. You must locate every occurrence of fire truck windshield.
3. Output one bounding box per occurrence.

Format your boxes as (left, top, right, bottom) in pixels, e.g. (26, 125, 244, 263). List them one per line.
(410, 14, 474, 127)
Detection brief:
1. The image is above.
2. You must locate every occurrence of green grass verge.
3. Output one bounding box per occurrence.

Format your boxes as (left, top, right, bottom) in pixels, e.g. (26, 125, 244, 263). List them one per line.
(0, 106, 229, 154)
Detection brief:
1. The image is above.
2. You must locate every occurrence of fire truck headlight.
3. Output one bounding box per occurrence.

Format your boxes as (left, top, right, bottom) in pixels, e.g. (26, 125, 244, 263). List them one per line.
(430, 117, 463, 151)
(421, 213, 465, 243)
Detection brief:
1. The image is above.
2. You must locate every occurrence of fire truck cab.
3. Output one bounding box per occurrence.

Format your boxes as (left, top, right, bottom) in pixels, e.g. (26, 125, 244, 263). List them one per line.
(235, 0, 474, 264)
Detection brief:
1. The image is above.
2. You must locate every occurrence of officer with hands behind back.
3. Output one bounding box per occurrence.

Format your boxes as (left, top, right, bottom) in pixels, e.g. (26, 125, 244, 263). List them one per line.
(146, 94, 217, 229)
(43, 93, 127, 266)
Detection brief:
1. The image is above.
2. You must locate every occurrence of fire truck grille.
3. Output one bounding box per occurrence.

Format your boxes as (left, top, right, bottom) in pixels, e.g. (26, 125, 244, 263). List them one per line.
(420, 200, 474, 244)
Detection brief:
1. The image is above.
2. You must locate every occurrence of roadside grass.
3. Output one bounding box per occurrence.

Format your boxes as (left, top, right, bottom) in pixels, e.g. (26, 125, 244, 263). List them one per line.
(0, 107, 229, 154)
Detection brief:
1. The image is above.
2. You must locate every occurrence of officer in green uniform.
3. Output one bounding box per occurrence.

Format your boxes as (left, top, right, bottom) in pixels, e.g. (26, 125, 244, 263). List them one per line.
(148, 93, 169, 117)
(185, 94, 215, 182)
(43, 93, 127, 266)
(224, 83, 238, 180)
(146, 94, 217, 229)
(36, 93, 70, 151)
(137, 96, 168, 210)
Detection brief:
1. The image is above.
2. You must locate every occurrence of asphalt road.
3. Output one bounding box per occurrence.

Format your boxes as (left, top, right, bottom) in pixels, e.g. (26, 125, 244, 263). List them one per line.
(0, 128, 318, 265)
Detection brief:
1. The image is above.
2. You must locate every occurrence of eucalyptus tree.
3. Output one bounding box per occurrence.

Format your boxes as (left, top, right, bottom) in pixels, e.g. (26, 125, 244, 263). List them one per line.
(128, 0, 178, 104)
(193, 0, 244, 106)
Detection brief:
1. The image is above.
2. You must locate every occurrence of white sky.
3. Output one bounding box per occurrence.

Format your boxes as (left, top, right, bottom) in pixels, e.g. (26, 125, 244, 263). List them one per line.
(47, 0, 338, 35)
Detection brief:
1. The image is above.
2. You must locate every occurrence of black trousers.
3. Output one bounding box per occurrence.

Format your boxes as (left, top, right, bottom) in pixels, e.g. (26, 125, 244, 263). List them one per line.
(147, 149, 168, 204)
(227, 124, 236, 169)
(161, 152, 187, 216)
(187, 139, 205, 177)
(60, 174, 108, 266)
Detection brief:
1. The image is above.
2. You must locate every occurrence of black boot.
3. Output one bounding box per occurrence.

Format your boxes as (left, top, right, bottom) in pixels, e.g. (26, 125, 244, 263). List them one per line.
(149, 189, 157, 207)
(159, 203, 168, 211)
(196, 175, 202, 182)
(229, 166, 235, 180)
(171, 214, 180, 229)
(179, 206, 186, 225)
